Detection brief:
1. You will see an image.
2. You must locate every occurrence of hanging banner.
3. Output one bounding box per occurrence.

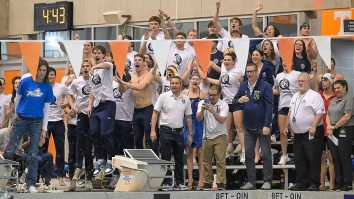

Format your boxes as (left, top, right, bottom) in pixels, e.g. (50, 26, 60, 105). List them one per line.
(232, 38, 250, 75)
(193, 40, 212, 76)
(109, 41, 130, 77)
(19, 42, 41, 80)
(151, 40, 172, 76)
(313, 36, 331, 69)
(61, 40, 85, 77)
(278, 38, 295, 71)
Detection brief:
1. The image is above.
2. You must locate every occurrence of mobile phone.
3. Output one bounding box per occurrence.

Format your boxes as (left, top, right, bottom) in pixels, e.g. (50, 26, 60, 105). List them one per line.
(204, 99, 210, 104)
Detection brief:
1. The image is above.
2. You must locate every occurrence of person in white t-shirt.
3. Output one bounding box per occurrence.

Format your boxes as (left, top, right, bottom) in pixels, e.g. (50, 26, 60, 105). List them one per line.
(196, 84, 229, 190)
(43, 67, 70, 186)
(167, 32, 195, 77)
(203, 53, 245, 162)
(273, 66, 300, 165)
(213, 1, 249, 52)
(67, 60, 94, 191)
(88, 45, 116, 176)
(0, 81, 10, 129)
(61, 62, 77, 87)
(123, 35, 138, 73)
(288, 73, 325, 191)
(139, 15, 168, 57)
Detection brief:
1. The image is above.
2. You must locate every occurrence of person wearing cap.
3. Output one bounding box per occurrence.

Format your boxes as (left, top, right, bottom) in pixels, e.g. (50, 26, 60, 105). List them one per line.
(318, 73, 336, 191)
(317, 58, 344, 91)
(288, 73, 325, 191)
(122, 35, 138, 73)
(326, 79, 354, 191)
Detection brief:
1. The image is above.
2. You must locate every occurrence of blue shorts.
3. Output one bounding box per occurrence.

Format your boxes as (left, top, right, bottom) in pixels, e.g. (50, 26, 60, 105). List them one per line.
(89, 101, 116, 135)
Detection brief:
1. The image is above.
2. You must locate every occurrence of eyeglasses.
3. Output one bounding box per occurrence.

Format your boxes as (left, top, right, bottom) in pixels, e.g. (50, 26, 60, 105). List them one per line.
(208, 93, 219, 97)
(321, 77, 329, 81)
(246, 70, 257, 74)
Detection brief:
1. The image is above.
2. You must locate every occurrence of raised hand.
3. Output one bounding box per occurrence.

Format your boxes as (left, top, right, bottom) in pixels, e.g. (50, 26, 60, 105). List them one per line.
(255, 3, 263, 12)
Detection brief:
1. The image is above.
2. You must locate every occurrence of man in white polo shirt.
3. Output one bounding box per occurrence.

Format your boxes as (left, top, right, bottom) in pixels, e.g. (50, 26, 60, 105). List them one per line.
(288, 73, 325, 191)
(151, 75, 193, 190)
(196, 84, 228, 190)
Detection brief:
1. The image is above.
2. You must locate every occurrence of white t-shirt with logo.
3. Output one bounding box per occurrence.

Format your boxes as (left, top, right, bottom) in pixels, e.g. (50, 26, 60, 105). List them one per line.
(219, 28, 250, 52)
(198, 98, 228, 139)
(275, 70, 301, 110)
(127, 51, 138, 73)
(49, 83, 69, 122)
(140, 31, 165, 58)
(154, 91, 192, 129)
(161, 77, 171, 93)
(69, 76, 91, 115)
(289, 89, 325, 134)
(167, 43, 195, 76)
(0, 94, 9, 125)
(220, 67, 242, 104)
(90, 62, 114, 107)
(113, 81, 134, 121)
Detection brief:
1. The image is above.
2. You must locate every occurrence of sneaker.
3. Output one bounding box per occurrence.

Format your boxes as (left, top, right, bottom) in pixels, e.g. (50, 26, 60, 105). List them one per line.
(261, 182, 271, 190)
(104, 163, 115, 175)
(240, 152, 246, 164)
(201, 183, 212, 191)
(93, 160, 106, 176)
(271, 135, 277, 142)
(289, 183, 308, 191)
(68, 180, 76, 191)
(308, 184, 320, 191)
(161, 183, 173, 191)
(72, 168, 84, 181)
(278, 155, 290, 165)
(85, 180, 93, 191)
(28, 186, 38, 193)
(176, 184, 189, 191)
(216, 183, 225, 190)
(233, 144, 242, 154)
(240, 182, 256, 190)
(226, 145, 234, 154)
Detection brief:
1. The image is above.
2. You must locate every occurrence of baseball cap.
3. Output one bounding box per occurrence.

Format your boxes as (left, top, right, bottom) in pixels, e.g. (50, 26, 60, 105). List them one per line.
(322, 73, 334, 84)
(300, 22, 310, 30)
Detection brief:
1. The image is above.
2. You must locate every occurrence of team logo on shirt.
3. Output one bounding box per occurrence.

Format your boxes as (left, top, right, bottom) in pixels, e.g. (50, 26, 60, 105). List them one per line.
(82, 84, 90, 95)
(164, 85, 170, 92)
(174, 54, 182, 67)
(228, 41, 233, 48)
(126, 59, 131, 69)
(50, 96, 57, 106)
(221, 74, 231, 85)
(213, 58, 220, 65)
(253, 90, 260, 100)
(26, 88, 43, 97)
(261, 72, 267, 79)
(181, 98, 185, 103)
(148, 43, 154, 52)
(300, 64, 305, 70)
(113, 88, 122, 99)
(279, 78, 290, 90)
(92, 74, 102, 86)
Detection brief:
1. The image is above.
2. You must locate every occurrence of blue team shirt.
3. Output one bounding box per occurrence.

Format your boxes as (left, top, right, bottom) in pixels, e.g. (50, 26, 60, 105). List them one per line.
(16, 76, 54, 118)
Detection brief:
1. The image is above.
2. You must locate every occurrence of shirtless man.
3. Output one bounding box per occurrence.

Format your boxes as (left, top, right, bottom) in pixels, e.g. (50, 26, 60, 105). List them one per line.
(117, 54, 158, 154)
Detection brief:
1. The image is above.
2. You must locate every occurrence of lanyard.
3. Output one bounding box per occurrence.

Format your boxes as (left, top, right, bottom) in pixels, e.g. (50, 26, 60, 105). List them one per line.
(292, 91, 308, 123)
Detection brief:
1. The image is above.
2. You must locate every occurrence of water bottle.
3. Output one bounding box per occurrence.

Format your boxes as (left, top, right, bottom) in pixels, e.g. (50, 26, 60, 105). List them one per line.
(280, 173, 285, 189)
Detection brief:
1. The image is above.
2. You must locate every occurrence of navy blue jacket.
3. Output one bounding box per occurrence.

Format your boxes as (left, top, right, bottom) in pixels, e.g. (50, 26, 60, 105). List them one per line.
(233, 79, 274, 129)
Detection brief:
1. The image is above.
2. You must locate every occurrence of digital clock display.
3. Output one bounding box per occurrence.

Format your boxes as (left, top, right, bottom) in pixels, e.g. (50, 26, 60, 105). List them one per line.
(34, 1, 73, 31)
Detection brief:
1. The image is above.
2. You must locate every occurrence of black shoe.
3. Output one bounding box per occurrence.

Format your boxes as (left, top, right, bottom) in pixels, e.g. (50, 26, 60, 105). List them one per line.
(202, 183, 212, 191)
(216, 183, 225, 190)
(308, 184, 320, 191)
(290, 183, 308, 191)
(340, 186, 353, 191)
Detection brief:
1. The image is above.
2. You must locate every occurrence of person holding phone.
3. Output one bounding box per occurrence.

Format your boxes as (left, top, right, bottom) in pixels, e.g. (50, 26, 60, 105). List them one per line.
(196, 84, 228, 190)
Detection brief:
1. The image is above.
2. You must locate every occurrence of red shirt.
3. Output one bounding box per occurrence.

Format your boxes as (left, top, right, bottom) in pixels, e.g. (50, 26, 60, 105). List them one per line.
(319, 90, 336, 136)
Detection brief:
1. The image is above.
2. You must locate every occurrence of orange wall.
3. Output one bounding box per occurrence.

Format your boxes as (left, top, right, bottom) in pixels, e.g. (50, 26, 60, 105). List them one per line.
(4, 70, 21, 95)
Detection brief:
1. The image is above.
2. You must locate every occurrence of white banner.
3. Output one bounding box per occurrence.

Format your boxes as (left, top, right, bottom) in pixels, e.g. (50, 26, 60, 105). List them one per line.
(61, 40, 85, 76)
(313, 36, 331, 69)
(232, 38, 250, 75)
(151, 40, 172, 75)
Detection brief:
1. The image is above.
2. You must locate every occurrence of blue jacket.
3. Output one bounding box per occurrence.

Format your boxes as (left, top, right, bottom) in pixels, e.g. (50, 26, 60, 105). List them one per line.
(233, 79, 274, 129)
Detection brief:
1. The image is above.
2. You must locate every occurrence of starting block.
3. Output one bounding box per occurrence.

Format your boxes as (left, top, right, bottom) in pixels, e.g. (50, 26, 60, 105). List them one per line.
(112, 149, 175, 192)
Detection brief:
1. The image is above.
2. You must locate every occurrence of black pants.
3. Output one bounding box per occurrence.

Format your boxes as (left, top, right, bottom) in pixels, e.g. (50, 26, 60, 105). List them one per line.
(67, 124, 76, 179)
(328, 126, 354, 188)
(133, 104, 159, 155)
(76, 113, 94, 180)
(113, 120, 134, 156)
(293, 125, 324, 187)
(160, 126, 184, 185)
(44, 120, 65, 177)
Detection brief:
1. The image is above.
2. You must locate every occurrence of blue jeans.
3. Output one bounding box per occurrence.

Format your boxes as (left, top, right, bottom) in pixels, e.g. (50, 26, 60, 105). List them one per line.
(4, 115, 42, 187)
(37, 152, 53, 186)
